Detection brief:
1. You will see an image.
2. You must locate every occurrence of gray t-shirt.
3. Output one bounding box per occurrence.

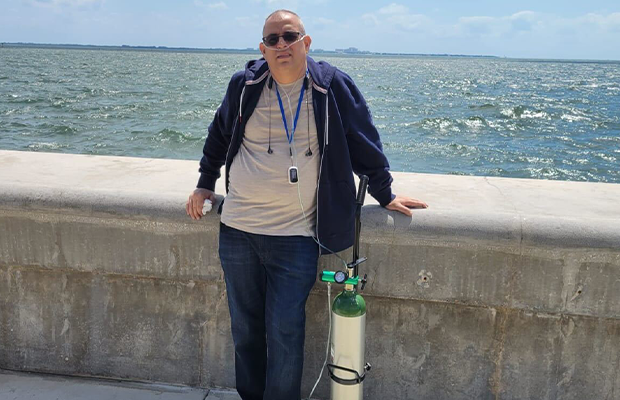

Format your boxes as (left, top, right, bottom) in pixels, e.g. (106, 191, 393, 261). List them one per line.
(221, 75, 320, 237)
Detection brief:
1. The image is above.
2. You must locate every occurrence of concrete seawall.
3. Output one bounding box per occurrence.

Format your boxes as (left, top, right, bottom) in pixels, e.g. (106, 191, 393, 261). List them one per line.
(1, 149, 619, 400)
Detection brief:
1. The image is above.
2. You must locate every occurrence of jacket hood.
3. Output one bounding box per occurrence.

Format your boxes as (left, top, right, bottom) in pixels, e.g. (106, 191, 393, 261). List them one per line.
(243, 56, 337, 91)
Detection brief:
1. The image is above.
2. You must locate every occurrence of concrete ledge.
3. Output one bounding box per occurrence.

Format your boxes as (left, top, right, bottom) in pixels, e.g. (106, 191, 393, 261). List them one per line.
(1, 150, 620, 399)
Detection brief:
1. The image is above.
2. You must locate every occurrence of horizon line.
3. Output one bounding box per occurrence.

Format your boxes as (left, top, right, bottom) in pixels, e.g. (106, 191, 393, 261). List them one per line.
(2, 42, 620, 63)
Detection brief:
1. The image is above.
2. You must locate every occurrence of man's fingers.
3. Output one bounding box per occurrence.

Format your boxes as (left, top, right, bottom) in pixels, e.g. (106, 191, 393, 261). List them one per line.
(185, 200, 191, 216)
(389, 195, 429, 210)
(187, 199, 197, 219)
(403, 198, 428, 209)
(189, 200, 196, 219)
(186, 190, 215, 220)
(394, 195, 428, 209)
(186, 196, 198, 220)
(186, 198, 193, 219)
(191, 200, 200, 219)
(386, 201, 413, 217)
(396, 203, 413, 217)
(194, 197, 205, 219)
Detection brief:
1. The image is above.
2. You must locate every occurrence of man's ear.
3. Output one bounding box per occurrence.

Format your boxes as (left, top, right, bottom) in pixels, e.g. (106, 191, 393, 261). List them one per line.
(303, 35, 312, 53)
(259, 43, 266, 56)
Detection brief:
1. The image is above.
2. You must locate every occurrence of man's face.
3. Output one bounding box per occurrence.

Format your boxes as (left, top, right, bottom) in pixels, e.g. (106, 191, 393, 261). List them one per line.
(260, 13, 311, 75)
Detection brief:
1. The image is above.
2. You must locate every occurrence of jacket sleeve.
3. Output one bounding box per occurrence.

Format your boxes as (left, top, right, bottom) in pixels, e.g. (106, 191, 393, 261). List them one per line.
(196, 72, 244, 191)
(336, 71, 395, 207)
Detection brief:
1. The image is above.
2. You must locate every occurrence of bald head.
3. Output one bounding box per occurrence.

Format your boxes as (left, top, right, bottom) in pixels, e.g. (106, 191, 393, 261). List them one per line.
(259, 9, 311, 84)
(263, 9, 305, 36)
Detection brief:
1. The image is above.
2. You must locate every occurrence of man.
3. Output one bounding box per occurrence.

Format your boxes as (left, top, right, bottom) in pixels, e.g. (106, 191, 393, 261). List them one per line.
(186, 10, 427, 400)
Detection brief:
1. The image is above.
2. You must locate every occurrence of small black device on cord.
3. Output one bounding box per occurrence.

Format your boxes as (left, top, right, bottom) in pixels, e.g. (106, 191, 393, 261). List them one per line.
(288, 166, 299, 184)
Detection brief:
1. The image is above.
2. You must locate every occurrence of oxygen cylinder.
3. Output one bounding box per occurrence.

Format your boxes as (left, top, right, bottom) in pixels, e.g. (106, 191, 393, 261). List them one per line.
(330, 289, 366, 400)
(319, 175, 371, 400)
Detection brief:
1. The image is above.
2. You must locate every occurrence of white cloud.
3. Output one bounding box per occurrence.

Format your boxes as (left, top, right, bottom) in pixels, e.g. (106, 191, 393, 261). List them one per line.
(453, 10, 620, 38)
(26, 0, 101, 8)
(194, 1, 228, 10)
(454, 11, 552, 38)
(309, 16, 334, 34)
(457, 15, 507, 36)
(449, 10, 620, 58)
(576, 12, 620, 32)
(388, 13, 432, 31)
(363, 4, 433, 32)
(378, 3, 409, 15)
(363, 5, 620, 42)
(511, 11, 538, 20)
(235, 15, 261, 30)
(209, 2, 227, 10)
(350, 5, 620, 58)
(313, 17, 334, 25)
(509, 11, 539, 32)
(361, 13, 379, 26)
(250, 0, 300, 8)
(363, 7, 548, 40)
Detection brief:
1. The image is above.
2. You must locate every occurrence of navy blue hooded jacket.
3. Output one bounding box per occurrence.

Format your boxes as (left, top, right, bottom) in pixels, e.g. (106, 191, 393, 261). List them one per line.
(197, 56, 394, 254)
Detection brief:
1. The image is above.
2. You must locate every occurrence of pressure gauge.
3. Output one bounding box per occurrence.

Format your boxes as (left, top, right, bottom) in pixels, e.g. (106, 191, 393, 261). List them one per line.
(334, 271, 347, 284)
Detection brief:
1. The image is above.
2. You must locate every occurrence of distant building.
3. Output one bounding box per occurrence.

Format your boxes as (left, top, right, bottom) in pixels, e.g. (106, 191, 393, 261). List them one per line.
(336, 47, 360, 54)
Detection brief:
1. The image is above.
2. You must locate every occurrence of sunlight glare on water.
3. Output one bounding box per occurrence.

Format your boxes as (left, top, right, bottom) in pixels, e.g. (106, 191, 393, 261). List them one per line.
(1, 48, 619, 183)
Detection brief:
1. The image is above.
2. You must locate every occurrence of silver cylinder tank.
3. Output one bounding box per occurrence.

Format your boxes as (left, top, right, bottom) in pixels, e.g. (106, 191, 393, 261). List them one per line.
(330, 312, 366, 400)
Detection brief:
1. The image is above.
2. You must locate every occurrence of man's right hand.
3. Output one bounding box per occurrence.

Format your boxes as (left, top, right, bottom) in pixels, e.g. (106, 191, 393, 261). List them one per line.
(186, 188, 217, 220)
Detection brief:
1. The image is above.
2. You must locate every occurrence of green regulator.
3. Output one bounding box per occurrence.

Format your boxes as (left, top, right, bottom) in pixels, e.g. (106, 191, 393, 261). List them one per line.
(319, 175, 371, 400)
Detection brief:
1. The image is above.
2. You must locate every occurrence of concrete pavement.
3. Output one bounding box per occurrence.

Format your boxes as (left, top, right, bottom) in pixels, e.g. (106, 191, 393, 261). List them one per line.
(0, 369, 241, 400)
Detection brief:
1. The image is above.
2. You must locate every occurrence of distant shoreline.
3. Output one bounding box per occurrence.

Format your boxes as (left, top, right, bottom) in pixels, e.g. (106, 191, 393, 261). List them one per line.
(3, 42, 619, 63)
(1, 42, 498, 59)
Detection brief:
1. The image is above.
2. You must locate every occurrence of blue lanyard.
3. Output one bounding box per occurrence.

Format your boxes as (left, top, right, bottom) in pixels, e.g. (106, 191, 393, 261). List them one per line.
(275, 77, 307, 146)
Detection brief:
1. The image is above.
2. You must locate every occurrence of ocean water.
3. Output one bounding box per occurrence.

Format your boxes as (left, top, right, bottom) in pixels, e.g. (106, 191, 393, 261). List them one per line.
(1, 48, 619, 183)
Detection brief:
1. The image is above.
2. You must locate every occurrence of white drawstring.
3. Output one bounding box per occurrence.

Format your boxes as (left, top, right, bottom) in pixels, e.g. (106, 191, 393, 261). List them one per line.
(324, 95, 329, 145)
(307, 282, 332, 400)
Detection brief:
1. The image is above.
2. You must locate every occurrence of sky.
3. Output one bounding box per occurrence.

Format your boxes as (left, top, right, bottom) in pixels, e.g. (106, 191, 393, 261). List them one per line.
(1, 0, 620, 60)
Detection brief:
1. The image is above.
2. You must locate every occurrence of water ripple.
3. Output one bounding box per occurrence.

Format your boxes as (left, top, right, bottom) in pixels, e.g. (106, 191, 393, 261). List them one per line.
(1, 48, 619, 183)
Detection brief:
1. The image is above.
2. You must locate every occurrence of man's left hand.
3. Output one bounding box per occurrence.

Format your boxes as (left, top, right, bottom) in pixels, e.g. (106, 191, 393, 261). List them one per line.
(385, 195, 428, 217)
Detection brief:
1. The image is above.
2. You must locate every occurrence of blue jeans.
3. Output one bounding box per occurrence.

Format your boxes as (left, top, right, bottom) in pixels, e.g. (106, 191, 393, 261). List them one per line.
(218, 223, 319, 400)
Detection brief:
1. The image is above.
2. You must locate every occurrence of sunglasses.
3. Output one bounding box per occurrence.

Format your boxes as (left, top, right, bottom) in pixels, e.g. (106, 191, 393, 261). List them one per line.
(262, 31, 305, 49)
